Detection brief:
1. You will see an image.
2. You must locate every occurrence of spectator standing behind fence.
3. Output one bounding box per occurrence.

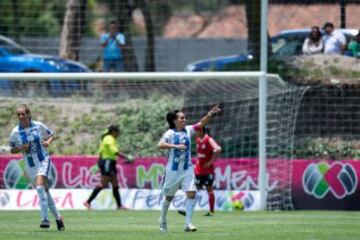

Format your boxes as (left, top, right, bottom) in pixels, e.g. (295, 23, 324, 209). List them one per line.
(322, 22, 346, 54)
(100, 21, 125, 72)
(347, 31, 360, 58)
(302, 26, 324, 55)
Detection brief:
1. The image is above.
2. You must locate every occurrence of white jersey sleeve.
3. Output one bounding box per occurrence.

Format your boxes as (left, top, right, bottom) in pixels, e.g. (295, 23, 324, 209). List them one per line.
(9, 127, 20, 149)
(161, 129, 173, 143)
(36, 121, 54, 140)
(337, 31, 346, 45)
(186, 123, 201, 137)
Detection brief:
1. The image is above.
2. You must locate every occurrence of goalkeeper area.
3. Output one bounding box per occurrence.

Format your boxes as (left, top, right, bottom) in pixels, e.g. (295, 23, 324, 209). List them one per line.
(0, 210, 359, 240)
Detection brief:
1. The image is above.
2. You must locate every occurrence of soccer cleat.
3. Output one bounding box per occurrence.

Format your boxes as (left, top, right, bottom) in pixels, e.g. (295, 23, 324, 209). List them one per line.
(56, 216, 65, 231)
(83, 201, 91, 210)
(177, 210, 186, 216)
(40, 219, 50, 229)
(117, 206, 129, 210)
(159, 221, 168, 233)
(204, 212, 214, 217)
(184, 223, 197, 232)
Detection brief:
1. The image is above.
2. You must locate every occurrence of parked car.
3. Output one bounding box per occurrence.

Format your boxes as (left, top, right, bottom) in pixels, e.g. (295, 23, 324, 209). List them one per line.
(185, 28, 358, 72)
(0, 35, 91, 95)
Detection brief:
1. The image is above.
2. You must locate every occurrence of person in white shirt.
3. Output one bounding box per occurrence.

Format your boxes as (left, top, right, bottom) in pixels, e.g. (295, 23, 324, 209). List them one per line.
(322, 22, 346, 54)
(9, 104, 65, 231)
(302, 26, 324, 55)
(158, 105, 221, 233)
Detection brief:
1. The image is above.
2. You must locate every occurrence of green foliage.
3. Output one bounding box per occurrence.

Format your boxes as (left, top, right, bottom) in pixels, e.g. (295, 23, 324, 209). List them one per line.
(222, 58, 360, 85)
(221, 59, 306, 83)
(116, 96, 182, 156)
(167, 0, 229, 13)
(294, 138, 360, 160)
(0, 96, 181, 156)
(0, 0, 64, 37)
(0, 0, 98, 37)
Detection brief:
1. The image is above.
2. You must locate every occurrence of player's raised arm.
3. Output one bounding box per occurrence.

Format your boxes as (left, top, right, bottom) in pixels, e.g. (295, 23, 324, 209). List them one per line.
(198, 105, 221, 128)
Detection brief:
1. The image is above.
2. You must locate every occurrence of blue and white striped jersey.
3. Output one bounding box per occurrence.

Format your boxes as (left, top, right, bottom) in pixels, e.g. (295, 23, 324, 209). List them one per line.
(161, 124, 200, 171)
(9, 121, 54, 168)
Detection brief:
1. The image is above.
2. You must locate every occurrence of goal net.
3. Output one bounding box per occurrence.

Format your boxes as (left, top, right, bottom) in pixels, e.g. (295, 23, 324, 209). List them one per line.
(0, 72, 307, 210)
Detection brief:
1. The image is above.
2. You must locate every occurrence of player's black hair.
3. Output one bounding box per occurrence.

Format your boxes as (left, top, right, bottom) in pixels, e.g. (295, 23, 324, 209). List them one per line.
(102, 124, 120, 140)
(202, 127, 210, 136)
(166, 110, 180, 129)
(108, 20, 117, 26)
(322, 22, 334, 29)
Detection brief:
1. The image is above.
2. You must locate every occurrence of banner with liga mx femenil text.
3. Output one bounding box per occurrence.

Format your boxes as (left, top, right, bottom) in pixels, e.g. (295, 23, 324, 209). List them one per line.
(2, 155, 360, 210)
(0, 189, 260, 211)
(0, 155, 282, 190)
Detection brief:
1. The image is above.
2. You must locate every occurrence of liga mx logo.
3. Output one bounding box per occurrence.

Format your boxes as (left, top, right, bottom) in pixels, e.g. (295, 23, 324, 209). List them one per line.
(302, 162, 358, 199)
(3, 159, 57, 189)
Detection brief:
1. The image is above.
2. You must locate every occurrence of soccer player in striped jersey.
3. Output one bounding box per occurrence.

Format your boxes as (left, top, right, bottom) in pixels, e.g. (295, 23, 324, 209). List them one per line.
(158, 105, 221, 233)
(9, 104, 65, 231)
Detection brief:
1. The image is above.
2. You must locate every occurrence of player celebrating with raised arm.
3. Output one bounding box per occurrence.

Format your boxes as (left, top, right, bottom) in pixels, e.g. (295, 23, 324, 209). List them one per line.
(9, 104, 65, 231)
(158, 105, 221, 233)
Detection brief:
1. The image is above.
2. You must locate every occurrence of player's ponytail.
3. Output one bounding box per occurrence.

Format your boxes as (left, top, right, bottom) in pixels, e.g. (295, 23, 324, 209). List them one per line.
(102, 124, 120, 140)
(203, 127, 210, 136)
(166, 110, 180, 129)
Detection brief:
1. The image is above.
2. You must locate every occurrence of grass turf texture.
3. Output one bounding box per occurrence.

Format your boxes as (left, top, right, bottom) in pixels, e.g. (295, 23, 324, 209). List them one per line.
(0, 210, 359, 240)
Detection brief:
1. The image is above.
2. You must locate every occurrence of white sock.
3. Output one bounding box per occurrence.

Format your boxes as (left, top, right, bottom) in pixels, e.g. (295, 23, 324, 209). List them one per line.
(47, 191, 61, 220)
(160, 199, 171, 223)
(36, 185, 48, 220)
(185, 198, 196, 225)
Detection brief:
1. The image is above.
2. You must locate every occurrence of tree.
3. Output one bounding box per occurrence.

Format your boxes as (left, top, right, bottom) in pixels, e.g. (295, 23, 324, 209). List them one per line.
(108, 0, 139, 72)
(243, 0, 272, 66)
(59, 0, 87, 61)
(0, 0, 62, 38)
(11, 0, 20, 42)
(245, 0, 261, 61)
(136, 0, 155, 71)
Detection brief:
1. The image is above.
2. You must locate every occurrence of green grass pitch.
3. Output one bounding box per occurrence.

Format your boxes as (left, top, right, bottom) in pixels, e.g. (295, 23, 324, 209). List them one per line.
(0, 210, 359, 240)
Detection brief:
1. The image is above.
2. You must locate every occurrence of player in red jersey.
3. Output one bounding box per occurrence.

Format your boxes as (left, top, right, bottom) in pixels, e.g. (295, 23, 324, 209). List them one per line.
(194, 127, 221, 216)
(178, 127, 221, 217)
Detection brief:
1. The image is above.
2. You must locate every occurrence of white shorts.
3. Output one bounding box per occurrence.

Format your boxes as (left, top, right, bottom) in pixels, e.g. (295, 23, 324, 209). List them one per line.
(25, 158, 51, 184)
(161, 168, 197, 196)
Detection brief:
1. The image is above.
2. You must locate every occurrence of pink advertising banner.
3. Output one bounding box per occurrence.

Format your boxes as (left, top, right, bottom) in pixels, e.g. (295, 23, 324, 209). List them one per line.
(0, 155, 284, 190)
(2, 155, 360, 209)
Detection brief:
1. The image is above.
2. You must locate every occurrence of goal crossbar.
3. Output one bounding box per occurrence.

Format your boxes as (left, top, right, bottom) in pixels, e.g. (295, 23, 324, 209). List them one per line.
(0, 72, 280, 81)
